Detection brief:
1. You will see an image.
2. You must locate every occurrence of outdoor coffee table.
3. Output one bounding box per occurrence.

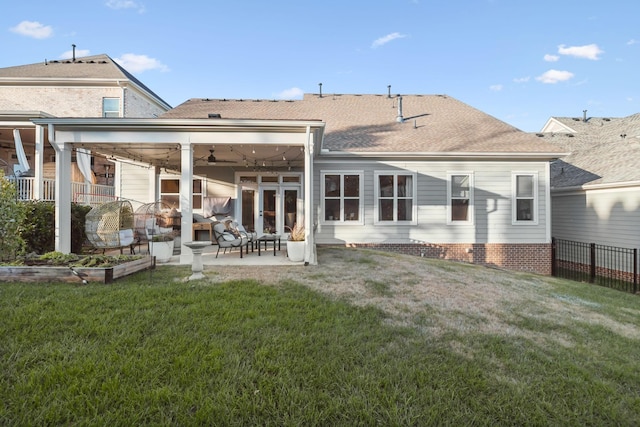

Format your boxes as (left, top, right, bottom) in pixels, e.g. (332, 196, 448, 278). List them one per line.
(257, 234, 281, 256)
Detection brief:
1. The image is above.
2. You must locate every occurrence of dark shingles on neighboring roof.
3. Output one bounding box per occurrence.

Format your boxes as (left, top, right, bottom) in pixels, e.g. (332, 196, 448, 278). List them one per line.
(162, 94, 564, 155)
(541, 113, 640, 187)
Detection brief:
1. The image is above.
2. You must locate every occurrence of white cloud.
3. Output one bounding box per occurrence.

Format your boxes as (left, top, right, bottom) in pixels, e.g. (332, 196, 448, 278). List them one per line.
(275, 87, 304, 100)
(60, 49, 91, 59)
(10, 21, 53, 39)
(557, 44, 603, 60)
(371, 32, 407, 48)
(535, 69, 574, 84)
(105, 0, 146, 13)
(544, 54, 559, 62)
(489, 84, 503, 92)
(627, 39, 639, 45)
(114, 53, 168, 73)
(513, 76, 530, 83)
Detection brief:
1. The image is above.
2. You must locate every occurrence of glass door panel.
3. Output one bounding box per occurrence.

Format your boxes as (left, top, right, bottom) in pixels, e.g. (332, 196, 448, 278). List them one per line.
(284, 189, 298, 231)
(241, 189, 255, 232)
(261, 188, 277, 234)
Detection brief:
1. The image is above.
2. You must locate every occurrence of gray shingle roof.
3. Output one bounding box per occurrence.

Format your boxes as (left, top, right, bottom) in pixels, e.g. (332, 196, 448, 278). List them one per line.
(0, 54, 170, 108)
(162, 94, 564, 155)
(539, 114, 640, 188)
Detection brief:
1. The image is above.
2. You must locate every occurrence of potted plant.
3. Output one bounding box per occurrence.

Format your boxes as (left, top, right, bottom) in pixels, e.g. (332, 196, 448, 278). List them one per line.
(149, 233, 175, 263)
(286, 223, 305, 262)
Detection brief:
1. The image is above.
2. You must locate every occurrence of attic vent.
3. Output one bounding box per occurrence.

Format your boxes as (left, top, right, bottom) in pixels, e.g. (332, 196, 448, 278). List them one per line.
(536, 133, 544, 137)
(603, 118, 611, 121)
(572, 118, 580, 121)
(208, 114, 221, 119)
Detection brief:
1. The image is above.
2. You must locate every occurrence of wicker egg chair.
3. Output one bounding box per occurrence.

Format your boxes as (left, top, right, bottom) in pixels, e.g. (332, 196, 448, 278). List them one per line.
(133, 200, 176, 243)
(85, 200, 136, 254)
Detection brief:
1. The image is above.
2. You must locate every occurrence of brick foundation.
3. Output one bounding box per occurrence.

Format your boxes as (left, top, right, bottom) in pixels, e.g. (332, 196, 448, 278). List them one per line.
(322, 242, 552, 275)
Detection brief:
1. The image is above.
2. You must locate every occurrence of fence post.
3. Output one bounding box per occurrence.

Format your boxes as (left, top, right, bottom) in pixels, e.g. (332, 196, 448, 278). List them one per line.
(589, 243, 596, 283)
(634, 248, 638, 294)
(551, 237, 556, 276)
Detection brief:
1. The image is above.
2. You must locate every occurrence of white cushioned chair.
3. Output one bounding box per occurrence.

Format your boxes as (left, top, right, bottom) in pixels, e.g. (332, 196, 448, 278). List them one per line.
(212, 222, 249, 258)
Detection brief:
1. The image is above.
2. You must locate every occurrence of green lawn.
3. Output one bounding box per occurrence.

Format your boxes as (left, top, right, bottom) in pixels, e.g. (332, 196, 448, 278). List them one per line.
(1, 250, 639, 425)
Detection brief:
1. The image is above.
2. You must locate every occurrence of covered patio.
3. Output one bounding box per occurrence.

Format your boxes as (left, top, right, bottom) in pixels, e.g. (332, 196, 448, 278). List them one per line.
(32, 117, 325, 265)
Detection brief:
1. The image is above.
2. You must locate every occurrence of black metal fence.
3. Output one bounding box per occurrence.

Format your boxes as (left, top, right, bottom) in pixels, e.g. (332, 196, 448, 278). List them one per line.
(552, 238, 638, 294)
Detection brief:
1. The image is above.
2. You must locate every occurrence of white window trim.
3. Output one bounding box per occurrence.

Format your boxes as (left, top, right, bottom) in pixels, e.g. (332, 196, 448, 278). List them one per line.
(159, 174, 204, 211)
(373, 171, 418, 225)
(320, 170, 364, 225)
(102, 97, 121, 118)
(512, 172, 538, 225)
(446, 172, 474, 225)
(234, 171, 303, 185)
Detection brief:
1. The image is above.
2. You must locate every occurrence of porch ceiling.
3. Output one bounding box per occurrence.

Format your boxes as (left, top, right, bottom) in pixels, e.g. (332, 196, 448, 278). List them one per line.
(88, 142, 307, 170)
(27, 118, 325, 170)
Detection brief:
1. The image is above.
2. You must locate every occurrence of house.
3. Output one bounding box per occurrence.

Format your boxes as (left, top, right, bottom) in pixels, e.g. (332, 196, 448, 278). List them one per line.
(37, 93, 564, 273)
(539, 112, 640, 252)
(0, 53, 171, 202)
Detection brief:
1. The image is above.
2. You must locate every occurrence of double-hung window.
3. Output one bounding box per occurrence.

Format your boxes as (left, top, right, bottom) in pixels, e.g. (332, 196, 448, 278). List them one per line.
(375, 172, 417, 224)
(513, 173, 537, 224)
(102, 97, 120, 117)
(448, 173, 473, 223)
(160, 177, 203, 210)
(322, 172, 362, 223)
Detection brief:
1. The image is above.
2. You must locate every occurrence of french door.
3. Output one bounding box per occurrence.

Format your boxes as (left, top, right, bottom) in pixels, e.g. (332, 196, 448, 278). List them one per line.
(240, 186, 300, 236)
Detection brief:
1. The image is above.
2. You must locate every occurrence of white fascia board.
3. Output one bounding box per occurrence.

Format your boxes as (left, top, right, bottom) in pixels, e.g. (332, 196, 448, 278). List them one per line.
(540, 117, 577, 133)
(552, 180, 640, 194)
(32, 117, 325, 130)
(318, 151, 567, 161)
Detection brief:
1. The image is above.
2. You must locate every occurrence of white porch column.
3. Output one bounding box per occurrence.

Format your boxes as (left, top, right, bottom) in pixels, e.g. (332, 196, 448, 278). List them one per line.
(50, 126, 72, 253)
(179, 142, 194, 264)
(304, 126, 315, 265)
(33, 125, 45, 200)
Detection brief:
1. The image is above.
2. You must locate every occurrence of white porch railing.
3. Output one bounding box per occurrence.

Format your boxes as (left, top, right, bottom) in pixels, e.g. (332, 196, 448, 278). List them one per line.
(15, 177, 115, 206)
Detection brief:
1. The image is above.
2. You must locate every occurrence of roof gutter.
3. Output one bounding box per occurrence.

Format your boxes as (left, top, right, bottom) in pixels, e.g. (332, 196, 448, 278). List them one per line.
(317, 150, 568, 161)
(552, 180, 640, 194)
(32, 117, 325, 129)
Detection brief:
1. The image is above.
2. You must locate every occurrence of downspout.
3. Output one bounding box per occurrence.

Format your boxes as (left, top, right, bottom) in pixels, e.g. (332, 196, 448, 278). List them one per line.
(545, 161, 552, 244)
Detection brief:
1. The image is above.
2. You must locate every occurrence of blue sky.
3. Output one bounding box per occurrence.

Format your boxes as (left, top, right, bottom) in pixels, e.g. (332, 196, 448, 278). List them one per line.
(2, 0, 638, 132)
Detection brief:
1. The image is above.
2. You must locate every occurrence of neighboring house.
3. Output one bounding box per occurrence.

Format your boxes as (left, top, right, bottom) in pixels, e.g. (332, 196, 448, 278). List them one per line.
(38, 93, 564, 273)
(539, 112, 640, 252)
(0, 53, 171, 202)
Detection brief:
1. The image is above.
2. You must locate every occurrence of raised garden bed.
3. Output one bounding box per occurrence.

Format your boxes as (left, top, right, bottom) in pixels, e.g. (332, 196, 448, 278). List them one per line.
(0, 256, 155, 284)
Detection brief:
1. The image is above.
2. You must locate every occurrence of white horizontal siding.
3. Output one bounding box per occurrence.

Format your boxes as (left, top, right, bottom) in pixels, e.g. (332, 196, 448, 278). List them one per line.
(313, 160, 549, 245)
(552, 187, 640, 250)
(119, 162, 153, 208)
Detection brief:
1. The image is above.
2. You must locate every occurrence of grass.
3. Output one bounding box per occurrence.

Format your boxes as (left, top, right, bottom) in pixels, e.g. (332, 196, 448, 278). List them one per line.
(1, 249, 640, 425)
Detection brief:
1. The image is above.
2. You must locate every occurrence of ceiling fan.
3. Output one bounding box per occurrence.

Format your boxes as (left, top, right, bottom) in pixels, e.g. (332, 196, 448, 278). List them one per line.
(194, 148, 238, 165)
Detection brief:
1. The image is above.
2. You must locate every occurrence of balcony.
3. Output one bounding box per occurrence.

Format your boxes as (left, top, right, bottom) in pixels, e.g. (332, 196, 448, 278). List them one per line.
(14, 177, 115, 207)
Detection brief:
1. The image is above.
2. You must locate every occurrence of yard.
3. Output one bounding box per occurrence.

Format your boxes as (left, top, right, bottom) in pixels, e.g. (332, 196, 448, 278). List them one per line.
(1, 247, 639, 425)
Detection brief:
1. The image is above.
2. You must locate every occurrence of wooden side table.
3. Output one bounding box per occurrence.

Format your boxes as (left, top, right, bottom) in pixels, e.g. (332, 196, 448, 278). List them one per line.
(192, 222, 213, 241)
